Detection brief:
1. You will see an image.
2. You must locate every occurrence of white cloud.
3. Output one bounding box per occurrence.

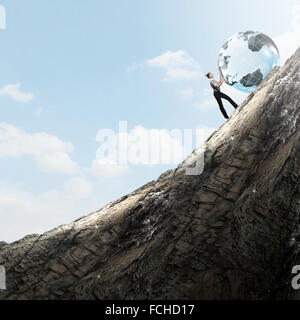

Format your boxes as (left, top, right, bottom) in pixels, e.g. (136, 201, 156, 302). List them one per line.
(91, 159, 129, 178)
(0, 177, 96, 243)
(0, 122, 79, 174)
(36, 152, 79, 174)
(274, 4, 300, 64)
(63, 177, 93, 199)
(146, 50, 202, 80)
(0, 83, 34, 103)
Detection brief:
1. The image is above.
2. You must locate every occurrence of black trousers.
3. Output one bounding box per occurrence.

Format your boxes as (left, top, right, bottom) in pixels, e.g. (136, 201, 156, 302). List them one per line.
(214, 91, 238, 119)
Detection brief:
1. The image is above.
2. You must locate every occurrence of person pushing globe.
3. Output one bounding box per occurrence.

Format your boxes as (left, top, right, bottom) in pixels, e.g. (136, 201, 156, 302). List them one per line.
(206, 31, 280, 120)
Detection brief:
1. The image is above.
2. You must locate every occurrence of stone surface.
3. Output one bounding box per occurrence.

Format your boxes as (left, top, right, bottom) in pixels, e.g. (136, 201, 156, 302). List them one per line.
(0, 47, 300, 300)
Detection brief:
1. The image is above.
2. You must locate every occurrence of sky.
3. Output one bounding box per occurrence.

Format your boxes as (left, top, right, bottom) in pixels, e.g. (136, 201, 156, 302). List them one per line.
(0, 0, 299, 242)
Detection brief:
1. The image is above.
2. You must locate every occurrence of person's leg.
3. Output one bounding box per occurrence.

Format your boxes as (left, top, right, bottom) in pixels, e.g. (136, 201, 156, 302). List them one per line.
(220, 92, 238, 109)
(214, 93, 229, 119)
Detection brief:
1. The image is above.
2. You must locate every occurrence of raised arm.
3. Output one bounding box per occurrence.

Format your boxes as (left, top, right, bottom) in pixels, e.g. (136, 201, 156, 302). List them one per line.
(216, 72, 224, 88)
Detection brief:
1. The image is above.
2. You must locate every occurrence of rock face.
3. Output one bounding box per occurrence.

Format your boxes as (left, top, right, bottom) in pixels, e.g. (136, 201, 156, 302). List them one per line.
(0, 48, 300, 300)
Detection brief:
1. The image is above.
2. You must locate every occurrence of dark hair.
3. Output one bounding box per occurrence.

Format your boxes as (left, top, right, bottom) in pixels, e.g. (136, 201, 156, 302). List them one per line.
(206, 73, 211, 78)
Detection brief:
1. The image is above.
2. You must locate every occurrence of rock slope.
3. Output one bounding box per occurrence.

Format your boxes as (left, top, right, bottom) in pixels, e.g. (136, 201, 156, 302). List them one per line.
(0, 47, 300, 300)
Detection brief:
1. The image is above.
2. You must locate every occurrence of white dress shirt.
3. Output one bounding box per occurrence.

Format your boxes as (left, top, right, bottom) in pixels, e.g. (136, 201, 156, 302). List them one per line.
(210, 79, 220, 92)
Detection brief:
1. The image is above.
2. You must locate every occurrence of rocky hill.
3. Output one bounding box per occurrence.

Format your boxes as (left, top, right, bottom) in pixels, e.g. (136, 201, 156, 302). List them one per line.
(0, 47, 300, 300)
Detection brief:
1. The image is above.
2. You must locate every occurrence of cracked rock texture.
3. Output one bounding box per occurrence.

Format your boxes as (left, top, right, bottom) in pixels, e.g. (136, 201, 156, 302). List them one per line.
(0, 47, 300, 300)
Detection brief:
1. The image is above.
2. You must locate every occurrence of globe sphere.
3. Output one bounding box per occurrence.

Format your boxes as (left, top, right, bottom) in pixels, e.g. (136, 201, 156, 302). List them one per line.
(218, 31, 280, 93)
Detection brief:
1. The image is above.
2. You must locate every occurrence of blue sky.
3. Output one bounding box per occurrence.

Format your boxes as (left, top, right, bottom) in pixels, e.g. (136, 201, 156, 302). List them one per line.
(0, 0, 299, 242)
